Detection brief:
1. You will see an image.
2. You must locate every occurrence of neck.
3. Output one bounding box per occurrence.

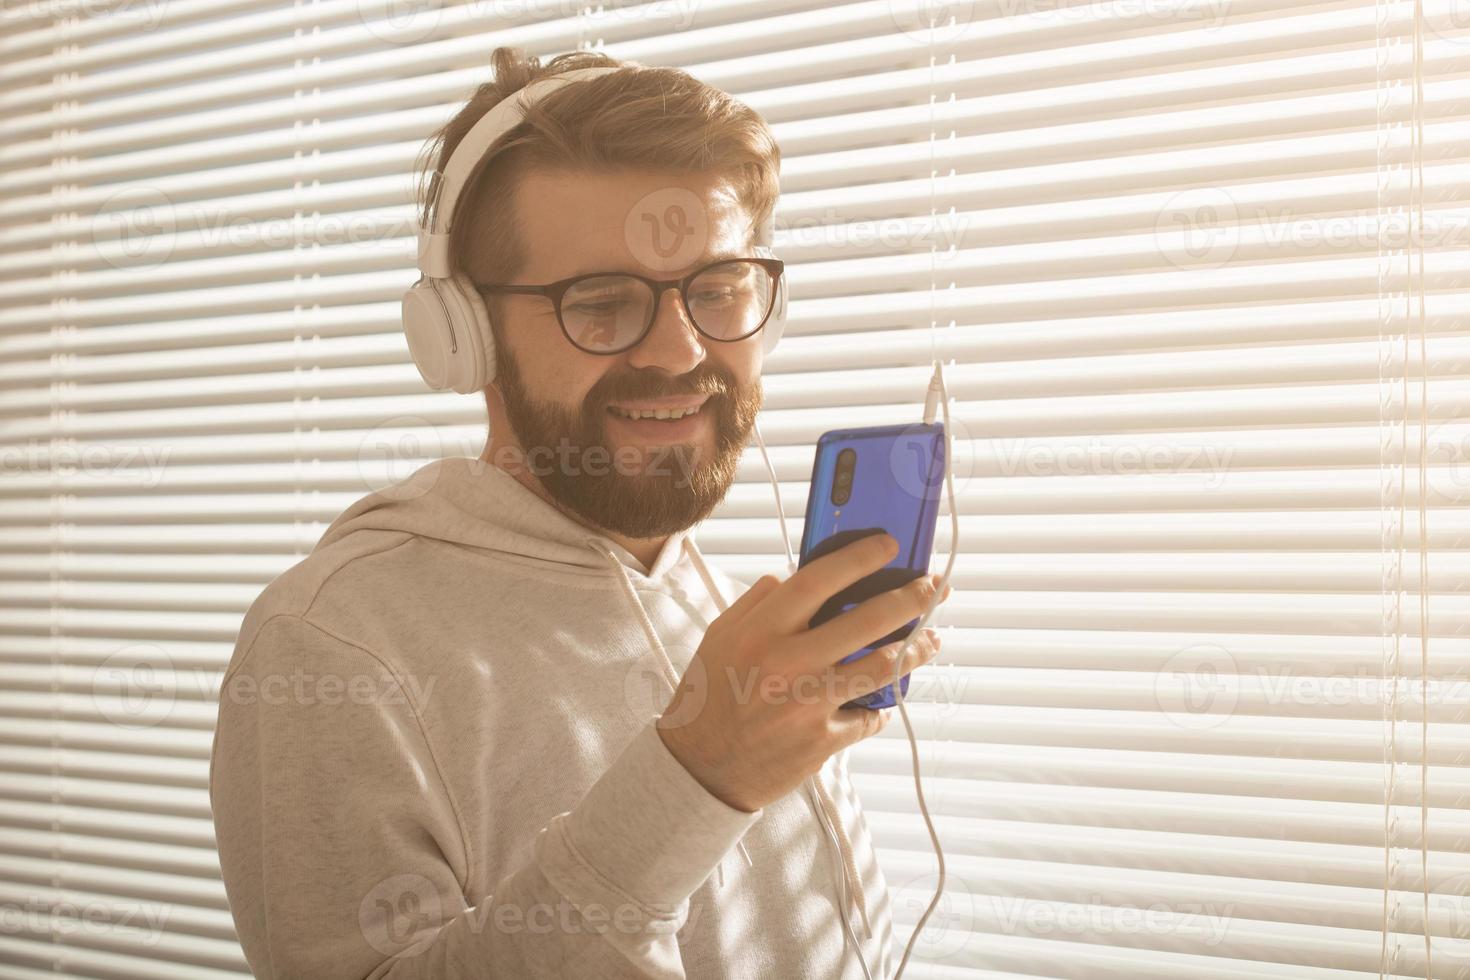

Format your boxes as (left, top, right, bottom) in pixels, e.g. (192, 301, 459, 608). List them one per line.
(597, 527, 667, 575)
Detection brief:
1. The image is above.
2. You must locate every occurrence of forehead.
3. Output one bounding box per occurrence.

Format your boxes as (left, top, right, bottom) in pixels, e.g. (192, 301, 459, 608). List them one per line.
(511, 169, 751, 280)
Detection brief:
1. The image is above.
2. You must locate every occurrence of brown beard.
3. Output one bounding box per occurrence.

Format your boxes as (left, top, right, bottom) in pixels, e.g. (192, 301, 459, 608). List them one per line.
(489, 331, 763, 539)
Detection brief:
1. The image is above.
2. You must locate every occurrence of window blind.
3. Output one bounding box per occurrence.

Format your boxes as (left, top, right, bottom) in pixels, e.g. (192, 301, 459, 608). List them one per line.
(0, 0, 1465, 977)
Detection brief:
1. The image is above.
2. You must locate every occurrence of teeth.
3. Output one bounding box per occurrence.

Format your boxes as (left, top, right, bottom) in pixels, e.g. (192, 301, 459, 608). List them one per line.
(610, 404, 701, 420)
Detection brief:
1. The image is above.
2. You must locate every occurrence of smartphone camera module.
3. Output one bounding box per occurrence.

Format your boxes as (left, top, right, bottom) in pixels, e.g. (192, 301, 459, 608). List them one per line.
(832, 448, 856, 506)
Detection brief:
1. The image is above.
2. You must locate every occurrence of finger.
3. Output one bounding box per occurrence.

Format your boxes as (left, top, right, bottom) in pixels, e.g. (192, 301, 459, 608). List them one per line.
(828, 702, 895, 751)
(720, 572, 783, 628)
(821, 628, 940, 706)
(756, 531, 899, 635)
(798, 573, 945, 670)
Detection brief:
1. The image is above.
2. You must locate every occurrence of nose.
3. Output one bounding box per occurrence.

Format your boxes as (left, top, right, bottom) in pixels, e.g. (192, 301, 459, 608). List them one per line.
(626, 285, 706, 375)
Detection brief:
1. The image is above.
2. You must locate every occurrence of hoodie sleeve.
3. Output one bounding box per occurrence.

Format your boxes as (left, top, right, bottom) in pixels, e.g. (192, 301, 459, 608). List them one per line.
(209, 613, 762, 980)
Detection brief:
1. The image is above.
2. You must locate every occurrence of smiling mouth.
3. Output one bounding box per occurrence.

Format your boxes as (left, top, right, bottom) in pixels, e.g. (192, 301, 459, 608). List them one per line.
(606, 401, 708, 422)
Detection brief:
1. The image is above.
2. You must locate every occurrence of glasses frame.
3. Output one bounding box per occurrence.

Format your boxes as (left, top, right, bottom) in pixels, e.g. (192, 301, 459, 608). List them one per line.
(475, 256, 785, 355)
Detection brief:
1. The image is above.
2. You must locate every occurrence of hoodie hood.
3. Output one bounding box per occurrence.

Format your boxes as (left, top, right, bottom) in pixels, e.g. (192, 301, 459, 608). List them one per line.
(317, 455, 695, 582)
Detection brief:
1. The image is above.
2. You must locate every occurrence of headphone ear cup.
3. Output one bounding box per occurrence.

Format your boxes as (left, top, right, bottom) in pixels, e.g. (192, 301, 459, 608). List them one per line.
(426, 278, 482, 395)
(448, 271, 497, 389)
(402, 279, 456, 391)
(762, 280, 786, 356)
(754, 245, 786, 356)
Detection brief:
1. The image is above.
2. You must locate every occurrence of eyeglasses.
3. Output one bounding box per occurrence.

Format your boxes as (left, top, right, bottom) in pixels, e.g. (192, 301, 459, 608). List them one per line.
(476, 256, 784, 356)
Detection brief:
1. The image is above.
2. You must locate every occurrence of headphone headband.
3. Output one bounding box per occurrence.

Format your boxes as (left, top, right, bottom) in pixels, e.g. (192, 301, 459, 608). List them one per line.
(416, 65, 624, 278)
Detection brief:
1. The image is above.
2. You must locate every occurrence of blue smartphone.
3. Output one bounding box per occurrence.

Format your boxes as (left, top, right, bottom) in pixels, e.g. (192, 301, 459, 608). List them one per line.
(797, 422, 946, 710)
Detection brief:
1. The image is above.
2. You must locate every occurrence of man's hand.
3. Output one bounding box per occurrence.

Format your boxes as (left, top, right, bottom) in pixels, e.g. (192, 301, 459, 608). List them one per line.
(657, 532, 950, 812)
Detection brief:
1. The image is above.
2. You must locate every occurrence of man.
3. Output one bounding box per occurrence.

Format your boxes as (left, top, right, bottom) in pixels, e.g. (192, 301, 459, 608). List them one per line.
(210, 47, 948, 979)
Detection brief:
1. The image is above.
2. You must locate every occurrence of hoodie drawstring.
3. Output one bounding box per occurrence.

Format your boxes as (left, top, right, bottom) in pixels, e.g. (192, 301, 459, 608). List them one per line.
(586, 537, 754, 889)
(809, 751, 873, 940)
(681, 537, 871, 940)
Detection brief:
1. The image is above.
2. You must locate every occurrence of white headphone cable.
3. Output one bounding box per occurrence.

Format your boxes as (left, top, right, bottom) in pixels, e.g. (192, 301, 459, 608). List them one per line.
(885, 359, 956, 980)
(810, 770, 877, 980)
(751, 360, 956, 980)
(752, 419, 798, 577)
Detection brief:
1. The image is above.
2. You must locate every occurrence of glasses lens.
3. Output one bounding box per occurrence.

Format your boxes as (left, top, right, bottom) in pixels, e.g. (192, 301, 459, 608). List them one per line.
(560, 276, 654, 352)
(687, 260, 774, 341)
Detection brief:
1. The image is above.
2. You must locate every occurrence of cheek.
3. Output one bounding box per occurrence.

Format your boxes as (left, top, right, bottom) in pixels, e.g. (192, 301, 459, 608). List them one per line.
(725, 347, 762, 388)
(509, 323, 605, 407)
(571, 362, 618, 417)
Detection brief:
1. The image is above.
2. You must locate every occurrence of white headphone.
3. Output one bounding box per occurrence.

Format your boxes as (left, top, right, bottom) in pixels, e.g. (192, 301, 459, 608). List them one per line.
(402, 65, 788, 395)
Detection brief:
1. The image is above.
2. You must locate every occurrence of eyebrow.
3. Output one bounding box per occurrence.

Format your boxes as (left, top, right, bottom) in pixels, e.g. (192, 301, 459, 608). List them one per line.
(569, 250, 746, 279)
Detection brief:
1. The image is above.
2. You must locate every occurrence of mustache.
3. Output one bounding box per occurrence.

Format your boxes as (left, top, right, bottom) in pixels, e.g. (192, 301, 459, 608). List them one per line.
(587, 372, 730, 408)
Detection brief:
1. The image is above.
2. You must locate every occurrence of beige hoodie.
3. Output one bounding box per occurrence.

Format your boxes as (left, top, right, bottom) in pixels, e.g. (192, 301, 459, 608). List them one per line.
(209, 455, 895, 978)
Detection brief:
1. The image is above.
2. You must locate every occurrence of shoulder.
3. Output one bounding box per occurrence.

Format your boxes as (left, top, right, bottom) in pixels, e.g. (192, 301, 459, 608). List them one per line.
(226, 529, 420, 682)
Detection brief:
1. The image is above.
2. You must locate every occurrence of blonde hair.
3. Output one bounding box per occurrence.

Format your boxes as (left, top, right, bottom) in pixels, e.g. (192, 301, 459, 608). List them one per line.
(413, 47, 782, 291)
